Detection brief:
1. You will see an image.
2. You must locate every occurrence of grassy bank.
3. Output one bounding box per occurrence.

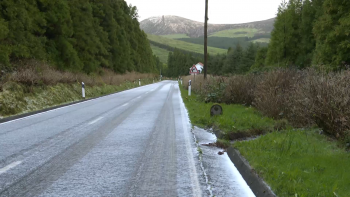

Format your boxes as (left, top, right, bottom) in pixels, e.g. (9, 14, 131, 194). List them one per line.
(179, 83, 350, 196)
(0, 79, 154, 118)
(0, 63, 156, 118)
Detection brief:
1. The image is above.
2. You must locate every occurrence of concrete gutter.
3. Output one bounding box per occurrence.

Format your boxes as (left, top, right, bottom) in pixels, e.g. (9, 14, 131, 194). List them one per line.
(227, 147, 276, 197)
(212, 130, 276, 197)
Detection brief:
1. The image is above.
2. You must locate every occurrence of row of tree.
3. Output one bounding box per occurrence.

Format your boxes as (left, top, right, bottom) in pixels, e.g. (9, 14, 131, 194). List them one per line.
(265, 0, 349, 70)
(0, 0, 159, 74)
(165, 43, 261, 77)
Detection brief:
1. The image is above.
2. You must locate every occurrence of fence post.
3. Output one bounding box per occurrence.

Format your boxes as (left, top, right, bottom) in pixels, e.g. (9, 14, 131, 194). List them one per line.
(82, 82, 85, 99)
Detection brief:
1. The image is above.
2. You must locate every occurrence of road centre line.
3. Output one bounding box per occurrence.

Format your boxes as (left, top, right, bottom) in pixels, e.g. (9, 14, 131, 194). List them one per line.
(0, 161, 22, 175)
(122, 103, 129, 107)
(88, 117, 103, 125)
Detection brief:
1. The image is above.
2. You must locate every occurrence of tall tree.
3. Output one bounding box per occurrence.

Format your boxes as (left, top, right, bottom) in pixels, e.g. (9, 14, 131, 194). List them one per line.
(313, 0, 350, 69)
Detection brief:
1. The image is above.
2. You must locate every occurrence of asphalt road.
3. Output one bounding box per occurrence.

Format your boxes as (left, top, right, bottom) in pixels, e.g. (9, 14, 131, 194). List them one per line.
(0, 81, 253, 197)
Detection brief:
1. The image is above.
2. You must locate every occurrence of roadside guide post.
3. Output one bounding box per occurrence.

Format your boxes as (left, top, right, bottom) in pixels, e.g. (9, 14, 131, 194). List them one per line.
(82, 82, 85, 99)
(188, 80, 191, 96)
(139, 79, 141, 86)
(181, 78, 183, 85)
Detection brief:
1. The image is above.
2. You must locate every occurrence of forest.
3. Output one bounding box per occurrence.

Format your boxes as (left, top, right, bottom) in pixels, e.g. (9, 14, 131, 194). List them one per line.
(0, 0, 159, 74)
(167, 0, 350, 75)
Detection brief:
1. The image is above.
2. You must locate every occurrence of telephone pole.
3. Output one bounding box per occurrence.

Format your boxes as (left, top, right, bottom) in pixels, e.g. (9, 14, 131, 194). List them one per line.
(204, 0, 208, 79)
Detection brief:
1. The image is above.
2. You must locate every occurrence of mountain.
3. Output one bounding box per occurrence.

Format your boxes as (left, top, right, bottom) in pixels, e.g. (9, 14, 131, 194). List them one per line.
(140, 15, 275, 38)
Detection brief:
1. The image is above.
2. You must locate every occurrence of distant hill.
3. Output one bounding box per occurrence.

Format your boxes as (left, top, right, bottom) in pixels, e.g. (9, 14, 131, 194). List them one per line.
(140, 15, 275, 38)
(147, 34, 227, 55)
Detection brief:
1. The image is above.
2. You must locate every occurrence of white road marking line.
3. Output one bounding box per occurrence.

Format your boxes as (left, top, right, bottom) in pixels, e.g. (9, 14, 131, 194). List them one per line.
(0, 161, 22, 175)
(122, 103, 129, 107)
(137, 96, 142, 99)
(88, 117, 103, 125)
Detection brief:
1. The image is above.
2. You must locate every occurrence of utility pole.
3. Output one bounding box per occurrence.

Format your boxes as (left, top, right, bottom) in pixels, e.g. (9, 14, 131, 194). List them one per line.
(204, 0, 208, 80)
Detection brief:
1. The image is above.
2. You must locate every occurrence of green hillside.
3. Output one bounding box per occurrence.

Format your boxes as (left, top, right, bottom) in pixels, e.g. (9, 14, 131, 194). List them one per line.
(150, 45, 170, 64)
(178, 37, 269, 49)
(209, 28, 260, 38)
(147, 34, 227, 55)
(161, 34, 190, 39)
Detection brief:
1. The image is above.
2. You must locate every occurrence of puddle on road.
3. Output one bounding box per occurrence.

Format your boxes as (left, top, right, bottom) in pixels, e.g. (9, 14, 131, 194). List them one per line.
(191, 126, 255, 197)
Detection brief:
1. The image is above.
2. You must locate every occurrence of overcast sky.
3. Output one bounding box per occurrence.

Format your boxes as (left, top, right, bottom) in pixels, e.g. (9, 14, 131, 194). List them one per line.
(125, 0, 282, 24)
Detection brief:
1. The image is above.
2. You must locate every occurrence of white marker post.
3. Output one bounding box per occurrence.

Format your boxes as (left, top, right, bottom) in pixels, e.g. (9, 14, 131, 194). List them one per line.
(139, 79, 141, 86)
(188, 80, 191, 96)
(82, 82, 85, 99)
(181, 78, 183, 85)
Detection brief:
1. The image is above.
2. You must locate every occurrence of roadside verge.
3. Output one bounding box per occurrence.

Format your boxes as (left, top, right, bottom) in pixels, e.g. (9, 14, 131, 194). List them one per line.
(0, 80, 158, 124)
(179, 83, 350, 197)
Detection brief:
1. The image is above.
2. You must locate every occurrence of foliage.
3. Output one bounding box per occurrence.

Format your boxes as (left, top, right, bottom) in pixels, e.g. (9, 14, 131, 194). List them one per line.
(0, 0, 157, 74)
(234, 129, 350, 197)
(265, 0, 350, 70)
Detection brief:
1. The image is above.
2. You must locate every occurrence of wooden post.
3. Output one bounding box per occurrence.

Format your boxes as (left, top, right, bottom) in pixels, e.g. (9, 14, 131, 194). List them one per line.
(204, 0, 208, 80)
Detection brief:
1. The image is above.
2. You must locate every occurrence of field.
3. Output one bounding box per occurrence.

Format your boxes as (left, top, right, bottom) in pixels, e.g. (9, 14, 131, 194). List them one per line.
(147, 34, 227, 55)
(150, 44, 170, 64)
(251, 38, 270, 43)
(178, 37, 269, 49)
(209, 28, 259, 38)
(161, 34, 190, 39)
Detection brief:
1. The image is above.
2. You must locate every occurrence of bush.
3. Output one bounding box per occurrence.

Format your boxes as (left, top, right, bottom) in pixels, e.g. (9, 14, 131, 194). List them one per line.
(182, 69, 350, 141)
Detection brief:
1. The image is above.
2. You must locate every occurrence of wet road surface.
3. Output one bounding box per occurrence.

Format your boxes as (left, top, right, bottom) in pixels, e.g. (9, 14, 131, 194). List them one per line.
(0, 81, 253, 196)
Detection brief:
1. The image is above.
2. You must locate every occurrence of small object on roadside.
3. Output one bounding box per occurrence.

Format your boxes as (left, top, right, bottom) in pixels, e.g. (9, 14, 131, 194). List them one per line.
(210, 104, 223, 116)
(218, 151, 224, 155)
(319, 130, 323, 135)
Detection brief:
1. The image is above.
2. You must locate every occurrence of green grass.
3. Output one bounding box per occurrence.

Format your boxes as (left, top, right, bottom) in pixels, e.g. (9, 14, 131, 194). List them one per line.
(147, 34, 227, 55)
(234, 130, 350, 197)
(161, 34, 190, 39)
(179, 84, 276, 134)
(209, 28, 259, 38)
(150, 44, 170, 64)
(251, 38, 270, 43)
